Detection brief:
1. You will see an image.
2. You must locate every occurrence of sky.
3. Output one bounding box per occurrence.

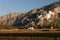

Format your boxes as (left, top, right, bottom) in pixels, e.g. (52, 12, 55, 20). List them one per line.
(0, 0, 60, 16)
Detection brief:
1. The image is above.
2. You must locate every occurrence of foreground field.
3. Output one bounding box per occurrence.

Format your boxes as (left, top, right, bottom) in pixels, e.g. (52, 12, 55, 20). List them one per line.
(0, 29, 60, 40)
(0, 29, 60, 33)
(0, 36, 60, 40)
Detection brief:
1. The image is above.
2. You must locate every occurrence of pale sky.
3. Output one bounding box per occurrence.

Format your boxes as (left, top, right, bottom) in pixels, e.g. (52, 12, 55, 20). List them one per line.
(0, 0, 59, 16)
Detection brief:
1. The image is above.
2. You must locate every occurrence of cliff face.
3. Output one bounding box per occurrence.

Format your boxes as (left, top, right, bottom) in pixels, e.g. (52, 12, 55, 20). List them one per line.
(0, 2, 60, 29)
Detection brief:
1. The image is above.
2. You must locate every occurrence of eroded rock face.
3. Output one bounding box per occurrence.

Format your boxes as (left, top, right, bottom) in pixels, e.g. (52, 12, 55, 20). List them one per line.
(0, 2, 60, 29)
(0, 13, 23, 25)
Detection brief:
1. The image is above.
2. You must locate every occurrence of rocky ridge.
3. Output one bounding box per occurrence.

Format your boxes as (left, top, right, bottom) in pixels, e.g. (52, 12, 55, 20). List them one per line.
(0, 2, 60, 29)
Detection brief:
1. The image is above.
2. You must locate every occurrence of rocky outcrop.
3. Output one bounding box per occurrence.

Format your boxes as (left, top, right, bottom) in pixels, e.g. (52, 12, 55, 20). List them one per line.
(0, 2, 60, 29)
(0, 13, 23, 25)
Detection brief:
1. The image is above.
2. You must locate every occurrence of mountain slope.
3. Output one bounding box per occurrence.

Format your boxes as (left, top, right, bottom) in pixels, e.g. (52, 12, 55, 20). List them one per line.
(0, 13, 23, 25)
(0, 2, 60, 29)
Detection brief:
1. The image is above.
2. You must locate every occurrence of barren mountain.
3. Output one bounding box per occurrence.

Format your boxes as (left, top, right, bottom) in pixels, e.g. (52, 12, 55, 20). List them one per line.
(0, 2, 60, 29)
(0, 13, 23, 25)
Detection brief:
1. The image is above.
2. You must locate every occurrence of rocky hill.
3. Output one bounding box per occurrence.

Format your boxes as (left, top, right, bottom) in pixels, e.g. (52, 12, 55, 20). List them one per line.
(0, 13, 23, 25)
(0, 2, 60, 29)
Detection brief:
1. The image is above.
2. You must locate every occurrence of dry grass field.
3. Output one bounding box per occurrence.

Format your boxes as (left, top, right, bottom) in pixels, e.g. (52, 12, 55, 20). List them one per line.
(0, 29, 60, 40)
